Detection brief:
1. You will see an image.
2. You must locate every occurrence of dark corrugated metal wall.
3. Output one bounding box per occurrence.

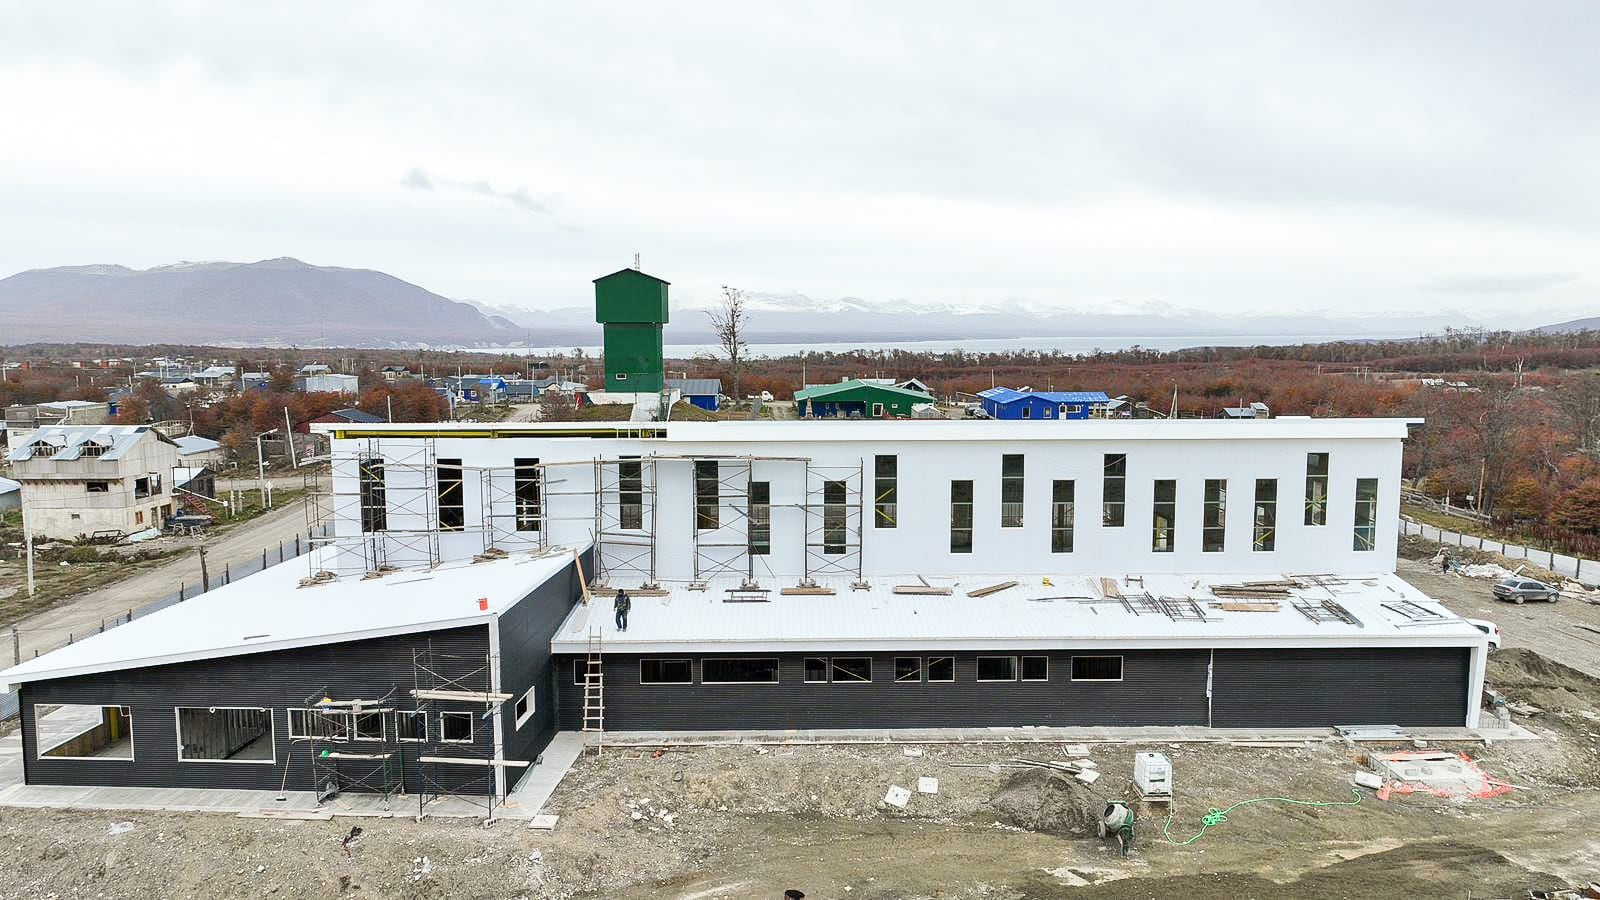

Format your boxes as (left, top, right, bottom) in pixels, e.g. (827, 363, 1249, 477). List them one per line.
(556, 650, 1212, 730)
(1210, 647, 1469, 727)
(498, 552, 586, 775)
(555, 647, 1472, 730)
(20, 625, 496, 795)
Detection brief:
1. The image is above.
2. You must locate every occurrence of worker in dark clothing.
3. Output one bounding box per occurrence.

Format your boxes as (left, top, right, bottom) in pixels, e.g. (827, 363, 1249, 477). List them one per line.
(614, 588, 631, 632)
(1440, 555, 1450, 574)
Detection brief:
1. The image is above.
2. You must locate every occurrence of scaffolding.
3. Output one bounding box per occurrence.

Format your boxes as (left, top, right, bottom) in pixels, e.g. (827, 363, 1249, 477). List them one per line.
(803, 461, 865, 582)
(691, 456, 755, 583)
(593, 456, 659, 585)
(409, 646, 514, 817)
(302, 687, 404, 806)
(311, 438, 445, 574)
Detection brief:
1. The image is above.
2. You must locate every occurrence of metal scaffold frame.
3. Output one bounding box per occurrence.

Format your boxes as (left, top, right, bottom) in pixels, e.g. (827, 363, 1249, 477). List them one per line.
(691, 456, 756, 583)
(804, 461, 865, 582)
(301, 686, 405, 807)
(594, 456, 659, 585)
(312, 438, 445, 575)
(409, 646, 511, 818)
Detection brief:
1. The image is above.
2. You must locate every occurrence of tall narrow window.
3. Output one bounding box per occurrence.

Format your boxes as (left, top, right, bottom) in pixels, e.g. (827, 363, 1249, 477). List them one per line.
(1000, 454, 1024, 527)
(1305, 452, 1329, 526)
(1151, 479, 1176, 552)
(1051, 480, 1075, 553)
(437, 458, 464, 531)
(950, 480, 974, 553)
(694, 460, 719, 530)
(1353, 478, 1379, 551)
(1203, 478, 1226, 552)
(1253, 478, 1277, 551)
(619, 457, 643, 530)
(514, 457, 541, 532)
(823, 480, 847, 554)
(749, 481, 771, 555)
(1103, 454, 1126, 527)
(358, 457, 387, 532)
(874, 455, 897, 528)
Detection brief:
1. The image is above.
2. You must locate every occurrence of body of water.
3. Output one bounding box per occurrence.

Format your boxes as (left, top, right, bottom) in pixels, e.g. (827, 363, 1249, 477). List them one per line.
(484, 332, 1423, 359)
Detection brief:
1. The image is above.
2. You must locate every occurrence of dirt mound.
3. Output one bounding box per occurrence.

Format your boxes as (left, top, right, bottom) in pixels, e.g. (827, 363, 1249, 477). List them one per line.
(1489, 648, 1600, 717)
(986, 767, 1099, 835)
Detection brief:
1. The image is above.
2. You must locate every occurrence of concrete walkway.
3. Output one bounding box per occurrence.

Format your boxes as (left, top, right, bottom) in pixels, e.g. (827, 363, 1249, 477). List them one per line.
(589, 723, 1538, 747)
(505, 731, 584, 815)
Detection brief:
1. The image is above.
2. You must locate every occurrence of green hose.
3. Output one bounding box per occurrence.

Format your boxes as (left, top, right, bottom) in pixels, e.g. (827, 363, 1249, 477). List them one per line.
(1161, 788, 1365, 845)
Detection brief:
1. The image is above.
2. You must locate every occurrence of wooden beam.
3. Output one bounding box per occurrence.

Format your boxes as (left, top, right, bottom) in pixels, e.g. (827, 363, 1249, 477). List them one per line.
(409, 689, 512, 703)
(892, 586, 952, 596)
(966, 580, 1018, 598)
(418, 756, 530, 768)
(780, 586, 837, 596)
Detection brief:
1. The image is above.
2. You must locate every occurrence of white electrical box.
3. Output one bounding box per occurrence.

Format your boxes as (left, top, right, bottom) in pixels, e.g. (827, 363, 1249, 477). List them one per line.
(1134, 752, 1172, 798)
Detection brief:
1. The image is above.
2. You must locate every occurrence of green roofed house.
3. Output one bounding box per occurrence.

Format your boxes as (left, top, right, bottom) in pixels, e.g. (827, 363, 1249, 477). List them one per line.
(594, 268, 670, 392)
(794, 379, 934, 419)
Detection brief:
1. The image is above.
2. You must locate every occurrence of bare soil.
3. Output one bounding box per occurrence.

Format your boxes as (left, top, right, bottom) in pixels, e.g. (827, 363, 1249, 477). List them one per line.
(0, 559, 1596, 897)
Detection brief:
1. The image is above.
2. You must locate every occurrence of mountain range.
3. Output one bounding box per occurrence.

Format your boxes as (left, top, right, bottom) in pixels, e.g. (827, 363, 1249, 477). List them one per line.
(0, 258, 522, 346)
(0, 258, 1588, 349)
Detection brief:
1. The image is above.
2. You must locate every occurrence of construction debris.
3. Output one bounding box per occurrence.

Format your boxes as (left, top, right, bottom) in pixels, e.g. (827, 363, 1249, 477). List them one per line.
(883, 785, 912, 809)
(966, 581, 1018, 598)
(893, 585, 952, 596)
(780, 585, 837, 596)
(917, 777, 939, 795)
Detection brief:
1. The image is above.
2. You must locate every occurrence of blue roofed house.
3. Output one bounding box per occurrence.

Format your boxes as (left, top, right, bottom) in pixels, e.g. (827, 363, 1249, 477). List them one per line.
(666, 378, 723, 412)
(977, 388, 1112, 420)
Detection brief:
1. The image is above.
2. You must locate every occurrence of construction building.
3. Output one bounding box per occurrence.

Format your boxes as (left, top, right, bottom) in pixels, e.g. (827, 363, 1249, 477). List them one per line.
(6, 425, 180, 539)
(0, 416, 1492, 808)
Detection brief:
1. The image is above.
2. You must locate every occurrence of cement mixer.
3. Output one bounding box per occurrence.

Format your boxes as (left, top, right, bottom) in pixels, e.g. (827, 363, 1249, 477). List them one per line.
(1097, 802, 1135, 857)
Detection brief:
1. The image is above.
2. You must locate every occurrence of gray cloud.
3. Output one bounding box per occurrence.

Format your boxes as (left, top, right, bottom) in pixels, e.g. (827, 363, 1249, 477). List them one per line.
(400, 168, 557, 215)
(1425, 273, 1580, 294)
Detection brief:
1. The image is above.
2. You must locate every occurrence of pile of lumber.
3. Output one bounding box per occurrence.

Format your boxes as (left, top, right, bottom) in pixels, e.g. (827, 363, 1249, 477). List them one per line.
(1211, 579, 1298, 599)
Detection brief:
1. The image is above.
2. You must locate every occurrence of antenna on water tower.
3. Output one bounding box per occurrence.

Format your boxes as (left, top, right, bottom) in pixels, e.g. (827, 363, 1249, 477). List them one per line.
(633, 253, 641, 270)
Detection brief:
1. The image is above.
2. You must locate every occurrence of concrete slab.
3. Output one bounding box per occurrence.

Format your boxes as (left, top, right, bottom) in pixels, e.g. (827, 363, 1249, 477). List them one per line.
(506, 731, 584, 814)
(585, 723, 1537, 747)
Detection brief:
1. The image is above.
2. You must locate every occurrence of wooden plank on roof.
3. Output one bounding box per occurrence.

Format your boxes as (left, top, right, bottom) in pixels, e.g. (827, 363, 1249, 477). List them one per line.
(780, 586, 837, 596)
(893, 586, 953, 596)
(966, 581, 1018, 598)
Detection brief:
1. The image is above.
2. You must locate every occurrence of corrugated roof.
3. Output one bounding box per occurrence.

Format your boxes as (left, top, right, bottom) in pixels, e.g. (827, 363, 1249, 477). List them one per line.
(794, 379, 935, 403)
(666, 378, 722, 396)
(553, 571, 1485, 654)
(979, 387, 1111, 404)
(174, 435, 222, 454)
(6, 425, 174, 463)
(0, 545, 583, 692)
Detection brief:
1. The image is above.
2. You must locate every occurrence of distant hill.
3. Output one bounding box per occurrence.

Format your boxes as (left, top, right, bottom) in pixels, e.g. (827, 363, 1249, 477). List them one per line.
(0, 258, 532, 347)
(1536, 316, 1600, 333)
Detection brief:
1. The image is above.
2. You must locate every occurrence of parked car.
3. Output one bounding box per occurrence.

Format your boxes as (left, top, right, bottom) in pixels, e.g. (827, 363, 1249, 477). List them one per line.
(1491, 576, 1559, 604)
(1464, 617, 1502, 650)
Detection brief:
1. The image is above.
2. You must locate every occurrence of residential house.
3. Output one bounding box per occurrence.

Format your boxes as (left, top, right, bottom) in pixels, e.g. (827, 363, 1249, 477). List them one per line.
(795, 379, 934, 419)
(6, 425, 181, 538)
(665, 378, 723, 412)
(174, 435, 227, 468)
(977, 388, 1111, 421)
(1220, 402, 1272, 420)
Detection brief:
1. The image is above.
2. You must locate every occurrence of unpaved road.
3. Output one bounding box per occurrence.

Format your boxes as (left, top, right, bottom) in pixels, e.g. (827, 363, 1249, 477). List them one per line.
(1399, 555, 1600, 680)
(7, 502, 315, 661)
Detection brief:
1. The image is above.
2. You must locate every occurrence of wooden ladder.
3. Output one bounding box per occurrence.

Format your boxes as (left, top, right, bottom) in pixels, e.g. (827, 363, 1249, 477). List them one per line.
(581, 627, 605, 750)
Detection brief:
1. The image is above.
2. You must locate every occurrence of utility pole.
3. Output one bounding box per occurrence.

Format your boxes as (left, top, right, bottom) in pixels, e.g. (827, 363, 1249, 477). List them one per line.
(283, 407, 298, 468)
(387, 394, 394, 423)
(21, 499, 35, 598)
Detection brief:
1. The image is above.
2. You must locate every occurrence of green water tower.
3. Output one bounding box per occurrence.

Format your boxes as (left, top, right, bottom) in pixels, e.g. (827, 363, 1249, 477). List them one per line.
(594, 267, 669, 392)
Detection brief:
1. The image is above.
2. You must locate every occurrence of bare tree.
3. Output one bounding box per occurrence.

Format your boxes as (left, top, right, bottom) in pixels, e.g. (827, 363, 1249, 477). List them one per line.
(537, 389, 578, 422)
(1552, 373, 1600, 461)
(707, 285, 750, 403)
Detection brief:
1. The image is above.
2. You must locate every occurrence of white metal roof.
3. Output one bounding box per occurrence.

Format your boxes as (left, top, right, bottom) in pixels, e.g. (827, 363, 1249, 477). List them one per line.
(312, 417, 1420, 442)
(0, 545, 583, 692)
(6, 425, 173, 462)
(551, 571, 1485, 654)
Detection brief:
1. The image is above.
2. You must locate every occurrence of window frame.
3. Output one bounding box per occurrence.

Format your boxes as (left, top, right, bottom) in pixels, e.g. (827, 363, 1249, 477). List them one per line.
(351, 710, 386, 742)
(1202, 478, 1227, 553)
(439, 711, 474, 744)
(926, 656, 956, 683)
(513, 456, 542, 532)
(1151, 478, 1176, 552)
(1353, 477, 1379, 551)
(1070, 655, 1124, 682)
(894, 657, 922, 682)
(694, 460, 719, 530)
(173, 706, 277, 765)
(748, 480, 771, 556)
(976, 655, 1019, 682)
(700, 657, 781, 685)
(1304, 452, 1329, 527)
(436, 457, 465, 531)
(36, 703, 135, 762)
(803, 657, 829, 684)
(287, 708, 349, 741)
(86, 480, 110, 494)
(822, 479, 848, 554)
(513, 687, 536, 727)
(618, 456, 644, 530)
(358, 456, 387, 533)
(1021, 656, 1049, 682)
(639, 658, 694, 685)
(1000, 454, 1024, 528)
(873, 454, 897, 528)
(950, 479, 974, 553)
(1103, 453, 1126, 527)
(830, 657, 872, 683)
(1051, 479, 1075, 553)
(1253, 478, 1278, 552)
(395, 710, 427, 743)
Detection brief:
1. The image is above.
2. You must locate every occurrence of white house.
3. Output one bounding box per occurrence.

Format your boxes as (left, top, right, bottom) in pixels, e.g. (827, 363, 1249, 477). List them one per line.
(7, 425, 181, 538)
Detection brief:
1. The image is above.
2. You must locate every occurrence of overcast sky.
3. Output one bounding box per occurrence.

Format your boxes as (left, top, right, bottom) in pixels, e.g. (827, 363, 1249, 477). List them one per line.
(1, 2, 1595, 321)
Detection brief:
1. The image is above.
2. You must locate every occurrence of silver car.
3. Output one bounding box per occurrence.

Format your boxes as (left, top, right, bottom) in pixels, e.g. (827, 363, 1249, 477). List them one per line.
(1492, 576, 1558, 604)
